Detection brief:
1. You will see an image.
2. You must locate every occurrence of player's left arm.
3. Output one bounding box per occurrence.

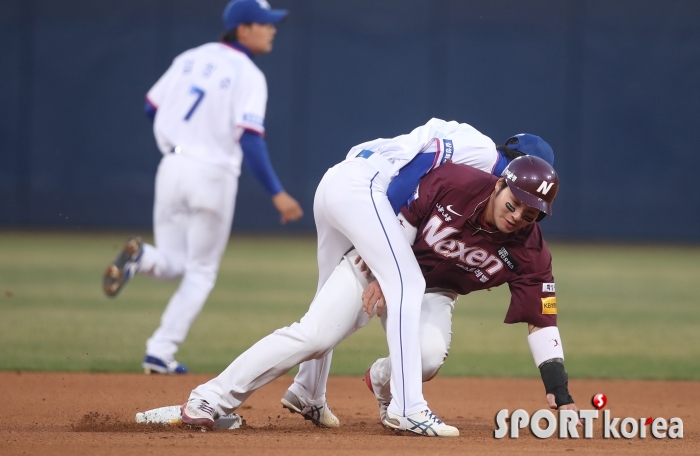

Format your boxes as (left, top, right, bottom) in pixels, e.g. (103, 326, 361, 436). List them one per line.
(239, 130, 283, 194)
(239, 130, 302, 223)
(233, 68, 302, 223)
(527, 324, 579, 418)
(505, 244, 579, 418)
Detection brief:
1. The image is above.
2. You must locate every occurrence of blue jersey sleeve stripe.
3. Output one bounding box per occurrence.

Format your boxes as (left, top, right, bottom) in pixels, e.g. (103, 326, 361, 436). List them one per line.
(242, 125, 266, 137)
(144, 100, 157, 122)
(386, 152, 436, 214)
(491, 150, 509, 177)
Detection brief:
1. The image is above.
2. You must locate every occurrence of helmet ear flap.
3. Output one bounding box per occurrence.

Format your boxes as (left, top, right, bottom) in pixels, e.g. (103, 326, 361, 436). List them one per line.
(536, 212, 547, 222)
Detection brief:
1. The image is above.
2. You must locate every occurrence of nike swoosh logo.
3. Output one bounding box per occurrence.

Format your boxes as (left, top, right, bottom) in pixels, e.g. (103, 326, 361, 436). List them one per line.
(446, 205, 462, 217)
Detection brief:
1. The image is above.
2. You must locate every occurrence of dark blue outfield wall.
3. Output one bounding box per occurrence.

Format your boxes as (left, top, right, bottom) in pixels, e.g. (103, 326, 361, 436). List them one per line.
(2, 0, 699, 241)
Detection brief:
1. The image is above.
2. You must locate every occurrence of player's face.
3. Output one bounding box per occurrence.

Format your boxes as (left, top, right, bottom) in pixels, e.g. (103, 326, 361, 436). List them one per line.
(489, 179, 540, 233)
(238, 23, 277, 54)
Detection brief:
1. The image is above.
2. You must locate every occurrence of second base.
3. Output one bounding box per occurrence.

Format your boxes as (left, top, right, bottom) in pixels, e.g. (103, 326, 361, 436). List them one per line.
(135, 405, 242, 430)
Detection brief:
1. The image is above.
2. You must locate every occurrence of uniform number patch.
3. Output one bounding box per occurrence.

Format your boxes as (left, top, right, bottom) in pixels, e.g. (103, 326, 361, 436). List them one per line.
(541, 297, 557, 314)
(542, 283, 555, 293)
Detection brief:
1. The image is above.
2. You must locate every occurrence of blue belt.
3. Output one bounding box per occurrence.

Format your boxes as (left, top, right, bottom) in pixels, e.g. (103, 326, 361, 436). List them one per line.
(356, 149, 374, 159)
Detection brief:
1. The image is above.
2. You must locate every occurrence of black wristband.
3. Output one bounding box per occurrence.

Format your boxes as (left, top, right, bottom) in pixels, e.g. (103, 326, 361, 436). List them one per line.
(539, 360, 574, 407)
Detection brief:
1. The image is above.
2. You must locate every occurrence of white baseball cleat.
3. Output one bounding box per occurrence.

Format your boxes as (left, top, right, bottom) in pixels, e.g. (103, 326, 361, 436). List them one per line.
(135, 405, 242, 430)
(142, 355, 188, 374)
(181, 399, 217, 430)
(281, 390, 339, 428)
(383, 409, 459, 437)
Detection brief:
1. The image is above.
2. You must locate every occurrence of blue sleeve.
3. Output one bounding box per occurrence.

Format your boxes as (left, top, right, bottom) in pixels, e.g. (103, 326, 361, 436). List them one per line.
(386, 152, 436, 214)
(491, 150, 509, 177)
(144, 101, 157, 123)
(240, 130, 284, 196)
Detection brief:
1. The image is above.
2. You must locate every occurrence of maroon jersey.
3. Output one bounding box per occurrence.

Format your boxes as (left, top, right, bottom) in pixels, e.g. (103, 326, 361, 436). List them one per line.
(401, 162, 557, 327)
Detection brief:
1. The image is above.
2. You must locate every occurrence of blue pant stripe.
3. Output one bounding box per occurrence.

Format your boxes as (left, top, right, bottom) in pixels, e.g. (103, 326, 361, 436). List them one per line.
(369, 172, 406, 416)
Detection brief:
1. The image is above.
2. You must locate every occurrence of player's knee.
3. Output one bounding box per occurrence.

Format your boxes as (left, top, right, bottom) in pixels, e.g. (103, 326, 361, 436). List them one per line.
(183, 265, 218, 291)
(305, 332, 339, 355)
(152, 254, 186, 280)
(420, 345, 448, 382)
(283, 322, 338, 357)
(169, 261, 186, 278)
(421, 354, 446, 382)
(303, 324, 346, 356)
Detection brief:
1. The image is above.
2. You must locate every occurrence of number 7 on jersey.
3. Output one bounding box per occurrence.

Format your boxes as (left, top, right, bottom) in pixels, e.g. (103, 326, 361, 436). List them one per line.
(184, 86, 205, 121)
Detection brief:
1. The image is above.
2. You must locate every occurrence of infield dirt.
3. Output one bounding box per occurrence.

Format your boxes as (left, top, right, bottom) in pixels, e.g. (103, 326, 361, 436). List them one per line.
(1, 372, 697, 455)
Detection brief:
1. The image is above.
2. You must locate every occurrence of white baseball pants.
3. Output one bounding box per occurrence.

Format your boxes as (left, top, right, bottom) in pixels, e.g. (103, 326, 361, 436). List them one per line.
(137, 153, 237, 361)
(188, 250, 455, 417)
(191, 155, 428, 417)
(367, 291, 455, 405)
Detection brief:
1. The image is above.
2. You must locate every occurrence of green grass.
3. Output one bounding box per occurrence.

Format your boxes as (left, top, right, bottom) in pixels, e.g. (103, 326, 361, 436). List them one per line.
(1, 232, 699, 379)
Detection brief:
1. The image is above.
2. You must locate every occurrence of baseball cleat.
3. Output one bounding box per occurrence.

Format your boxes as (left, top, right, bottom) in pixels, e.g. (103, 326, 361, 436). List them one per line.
(103, 236, 143, 297)
(181, 399, 216, 430)
(280, 390, 339, 428)
(383, 409, 459, 437)
(365, 367, 390, 424)
(142, 355, 189, 374)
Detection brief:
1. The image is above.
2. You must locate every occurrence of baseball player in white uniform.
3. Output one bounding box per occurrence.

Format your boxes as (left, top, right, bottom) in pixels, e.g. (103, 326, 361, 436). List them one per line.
(102, 0, 302, 374)
(179, 118, 555, 436)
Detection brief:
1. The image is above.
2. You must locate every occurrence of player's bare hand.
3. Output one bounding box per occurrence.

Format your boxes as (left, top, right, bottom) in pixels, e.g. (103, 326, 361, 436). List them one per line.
(546, 394, 581, 425)
(272, 191, 303, 224)
(353, 255, 373, 278)
(362, 280, 385, 317)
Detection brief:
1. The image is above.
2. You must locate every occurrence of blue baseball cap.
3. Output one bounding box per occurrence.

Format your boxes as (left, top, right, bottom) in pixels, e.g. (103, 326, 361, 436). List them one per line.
(223, 0, 288, 31)
(503, 133, 554, 166)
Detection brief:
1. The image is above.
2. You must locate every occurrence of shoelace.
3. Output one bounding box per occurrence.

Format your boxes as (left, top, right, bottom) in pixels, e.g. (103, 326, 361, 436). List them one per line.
(424, 410, 444, 424)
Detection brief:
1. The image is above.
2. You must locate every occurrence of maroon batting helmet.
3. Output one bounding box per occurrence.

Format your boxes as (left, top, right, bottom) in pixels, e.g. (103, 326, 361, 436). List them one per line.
(501, 155, 559, 216)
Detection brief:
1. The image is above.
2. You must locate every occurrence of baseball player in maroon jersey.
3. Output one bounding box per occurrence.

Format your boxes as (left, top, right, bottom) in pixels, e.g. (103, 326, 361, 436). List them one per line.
(179, 156, 577, 436)
(363, 155, 579, 425)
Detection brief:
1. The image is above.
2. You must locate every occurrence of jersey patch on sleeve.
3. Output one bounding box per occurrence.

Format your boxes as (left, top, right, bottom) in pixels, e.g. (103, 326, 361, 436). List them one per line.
(542, 283, 555, 293)
(541, 297, 557, 314)
(243, 113, 265, 127)
(441, 139, 454, 164)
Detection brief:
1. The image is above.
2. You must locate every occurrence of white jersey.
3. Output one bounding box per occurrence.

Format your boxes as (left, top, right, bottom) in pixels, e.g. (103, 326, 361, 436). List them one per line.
(147, 42, 267, 174)
(347, 118, 498, 176)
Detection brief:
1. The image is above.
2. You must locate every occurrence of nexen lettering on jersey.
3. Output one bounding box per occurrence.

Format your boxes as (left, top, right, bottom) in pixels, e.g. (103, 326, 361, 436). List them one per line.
(422, 215, 504, 278)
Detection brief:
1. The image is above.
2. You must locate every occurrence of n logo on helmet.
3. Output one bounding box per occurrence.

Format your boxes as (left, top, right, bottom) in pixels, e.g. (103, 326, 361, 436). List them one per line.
(537, 181, 554, 195)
